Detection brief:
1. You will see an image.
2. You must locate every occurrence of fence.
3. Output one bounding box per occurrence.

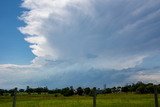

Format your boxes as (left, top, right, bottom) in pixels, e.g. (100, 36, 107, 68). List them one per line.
(12, 88, 17, 107)
(154, 85, 159, 107)
(11, 87, 159, 107)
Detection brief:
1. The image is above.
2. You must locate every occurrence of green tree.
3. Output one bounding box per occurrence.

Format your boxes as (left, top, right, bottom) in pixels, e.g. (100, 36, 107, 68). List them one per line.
(76, 87, 84, 96)
(84, 87, 91, 95)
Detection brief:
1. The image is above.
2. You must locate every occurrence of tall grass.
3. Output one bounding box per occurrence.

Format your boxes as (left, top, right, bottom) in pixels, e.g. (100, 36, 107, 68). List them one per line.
(0, 93, 159, 107)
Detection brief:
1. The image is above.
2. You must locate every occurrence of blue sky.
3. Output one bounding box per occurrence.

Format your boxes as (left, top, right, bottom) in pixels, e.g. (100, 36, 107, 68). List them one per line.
(0, 0, 34, 64)
(0, 0, 160, 89)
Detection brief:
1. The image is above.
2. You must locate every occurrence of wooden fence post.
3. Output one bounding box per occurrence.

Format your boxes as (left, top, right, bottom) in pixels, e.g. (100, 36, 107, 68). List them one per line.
(93, 87, 96, 107)
(154, 85, 158, 107)
(12, 87, 17, 107)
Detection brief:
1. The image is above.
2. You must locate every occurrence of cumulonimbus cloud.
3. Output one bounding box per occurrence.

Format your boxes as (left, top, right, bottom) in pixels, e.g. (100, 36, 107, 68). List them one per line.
(19, 0, 160, 69)
(0, 0, 160, 88)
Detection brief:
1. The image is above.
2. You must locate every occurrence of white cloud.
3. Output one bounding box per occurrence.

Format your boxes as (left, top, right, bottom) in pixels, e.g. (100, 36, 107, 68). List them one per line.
(0, 0, 160, 88)
(129, 68, 160, 84)
(19, 0, 160, 69)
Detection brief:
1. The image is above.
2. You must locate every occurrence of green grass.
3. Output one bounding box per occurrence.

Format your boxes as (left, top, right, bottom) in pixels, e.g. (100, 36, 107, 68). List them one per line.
(0, 93, 159, 107)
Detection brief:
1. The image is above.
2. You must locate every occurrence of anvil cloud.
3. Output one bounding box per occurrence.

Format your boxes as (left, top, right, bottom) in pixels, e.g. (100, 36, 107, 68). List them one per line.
(0, 0, 160, 88)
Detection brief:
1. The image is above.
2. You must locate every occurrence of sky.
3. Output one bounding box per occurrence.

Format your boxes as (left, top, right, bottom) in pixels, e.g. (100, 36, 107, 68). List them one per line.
(0, 0, 160, 89)
(0, 0, 34, 64)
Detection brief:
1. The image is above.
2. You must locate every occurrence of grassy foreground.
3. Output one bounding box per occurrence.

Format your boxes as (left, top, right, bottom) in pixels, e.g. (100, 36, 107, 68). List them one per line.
(0, 93, 159, 107)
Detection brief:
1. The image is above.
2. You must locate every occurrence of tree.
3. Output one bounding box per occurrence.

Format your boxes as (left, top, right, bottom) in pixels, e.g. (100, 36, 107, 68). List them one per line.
(69, 86, 74, 96)
(43, 86, 49, 93)
(35, 87, 44, 94)
(121, 86, 129, 92)
(19, 89, 25, 93)
(111, 87, 116, 93)
(84, 87, 91, 95)
(105, 88, 112, 93)
(26, 86, 31, 94)
(76, 87, 84, 96)
(146, 84, 154, 93)
(0, 89, 5, 96)
(136, 85, 147, 94)
(61, 87, 74, 96)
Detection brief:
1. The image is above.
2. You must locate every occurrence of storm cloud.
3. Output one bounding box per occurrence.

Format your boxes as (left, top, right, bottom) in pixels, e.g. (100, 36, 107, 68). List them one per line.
(0, 0, 160, 88)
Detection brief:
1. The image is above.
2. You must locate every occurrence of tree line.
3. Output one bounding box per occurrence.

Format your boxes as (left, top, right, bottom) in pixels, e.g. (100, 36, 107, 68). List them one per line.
(0, 82, 160, 96)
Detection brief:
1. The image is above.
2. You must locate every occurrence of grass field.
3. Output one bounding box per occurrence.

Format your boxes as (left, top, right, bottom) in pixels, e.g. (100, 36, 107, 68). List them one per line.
(0, 93, 159, 107)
